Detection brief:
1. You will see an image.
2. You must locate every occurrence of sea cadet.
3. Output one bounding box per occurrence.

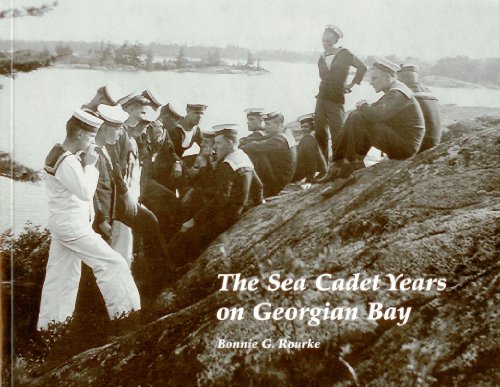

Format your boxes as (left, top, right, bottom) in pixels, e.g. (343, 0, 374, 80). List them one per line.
(38, 109, 141, 330)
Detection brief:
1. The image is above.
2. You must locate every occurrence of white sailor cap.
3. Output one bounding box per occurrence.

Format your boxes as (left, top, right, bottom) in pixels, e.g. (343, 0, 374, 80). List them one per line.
(373, 57, 401, 76)
(117, 91, 151, 107)
(97, 104, 129, 126)
(212, 124, 240, 138)
(297, 113, 315, 125)
(186, 103, 208, 112)
(141, 105, 161, 123)
(262, 110, 283, 121)
(399, 62, 420, 73)
(324, 24, 343, 39)
(72, 109, 104, 132)
(244, 108, 265, 117)
(141, 88, 163, 110)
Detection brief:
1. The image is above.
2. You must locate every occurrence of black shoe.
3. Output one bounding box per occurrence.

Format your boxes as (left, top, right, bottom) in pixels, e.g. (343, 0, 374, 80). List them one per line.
(321, 175, 356, 198)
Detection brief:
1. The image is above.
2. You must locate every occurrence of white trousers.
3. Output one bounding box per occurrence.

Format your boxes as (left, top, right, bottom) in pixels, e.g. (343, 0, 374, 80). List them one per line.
(111, 220, 134, 268)
(37, 231, 141, 331)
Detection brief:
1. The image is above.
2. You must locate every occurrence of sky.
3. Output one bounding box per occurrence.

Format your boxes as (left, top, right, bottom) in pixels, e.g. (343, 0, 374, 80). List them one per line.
(1, 0, 499, 60)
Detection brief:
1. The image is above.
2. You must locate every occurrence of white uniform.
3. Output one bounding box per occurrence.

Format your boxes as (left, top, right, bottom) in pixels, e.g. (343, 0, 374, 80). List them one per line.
(37, 145, 141, 330)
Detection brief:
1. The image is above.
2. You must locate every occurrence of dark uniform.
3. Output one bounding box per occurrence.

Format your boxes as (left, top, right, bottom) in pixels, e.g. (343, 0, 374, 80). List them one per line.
(398, 66, 442, 153)
(168, 123, 204, 159)
(141, 125, 180, 193)
(167, 149, 262, 266)
(293, 132, 327, 182)
(333, 80, 425, 161)
(239, 130, 267, 147)
(315, 48, 367, 159)
(242, 130, 297, 197)
(414, 91, 441, 153)
(92, 147, 115, 241)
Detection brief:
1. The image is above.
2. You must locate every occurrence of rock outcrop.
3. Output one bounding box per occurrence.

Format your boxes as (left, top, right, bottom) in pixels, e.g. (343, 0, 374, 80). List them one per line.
(20, 125, 500, 385)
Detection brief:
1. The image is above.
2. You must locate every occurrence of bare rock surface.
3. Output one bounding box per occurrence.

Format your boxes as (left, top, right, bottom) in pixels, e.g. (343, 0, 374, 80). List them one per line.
(24, 125, 499, 386)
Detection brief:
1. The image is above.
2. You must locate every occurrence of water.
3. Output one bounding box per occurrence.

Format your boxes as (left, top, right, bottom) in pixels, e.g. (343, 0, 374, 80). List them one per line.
(1, 61, 499, 233)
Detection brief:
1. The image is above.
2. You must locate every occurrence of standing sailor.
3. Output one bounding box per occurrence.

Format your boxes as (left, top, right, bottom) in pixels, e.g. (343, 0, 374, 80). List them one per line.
(314, 25, 367, 160)
(323, 58, 425, 181)
(38, 110, 140, 330)
(166, 103, 207, 192)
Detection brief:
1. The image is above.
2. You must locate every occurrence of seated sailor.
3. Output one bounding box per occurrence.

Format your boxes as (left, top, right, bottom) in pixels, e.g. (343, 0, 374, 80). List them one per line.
(321, 57, 425, 181)
(292, 113, 327, 183)
(241, 110, 297, 197)
(166, 125, 262, 267)
(398, 63, 442, 153)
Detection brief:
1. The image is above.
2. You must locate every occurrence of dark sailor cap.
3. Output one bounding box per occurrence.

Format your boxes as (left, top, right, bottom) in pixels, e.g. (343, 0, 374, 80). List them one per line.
(141, 89, 163, 110)
(71, 109, 103, 132)
(373, 57, 401, 76)
(161, 102, 183, 120)
(297, 113, 315, 125)
(186, 104, 208, 112)
(244, 108, 265, 117)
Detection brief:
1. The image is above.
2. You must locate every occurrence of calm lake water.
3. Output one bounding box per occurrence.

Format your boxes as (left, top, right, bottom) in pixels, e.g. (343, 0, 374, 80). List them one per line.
(1, 61, 499, 233)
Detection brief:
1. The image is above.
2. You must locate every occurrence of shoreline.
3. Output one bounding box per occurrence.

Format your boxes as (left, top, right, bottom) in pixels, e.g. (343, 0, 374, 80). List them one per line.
(51, 62, 269, 75)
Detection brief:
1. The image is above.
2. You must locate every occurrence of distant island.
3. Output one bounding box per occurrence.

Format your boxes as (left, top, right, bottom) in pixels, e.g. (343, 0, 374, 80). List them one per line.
(0, 42, 268, 76)
(1, 40, 499, 88)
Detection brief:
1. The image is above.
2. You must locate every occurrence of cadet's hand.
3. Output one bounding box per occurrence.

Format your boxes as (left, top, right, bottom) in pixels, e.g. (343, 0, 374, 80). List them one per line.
(180, 218, 195, 232)
(344, 82, 354, 94)
(181, 188, 194, 205)
(83, 145, 98, 166)
(123, 190, 138, 218)
(186, 165, 200, 179)
(356, 99, 368, 109)
(99, 221, 112, 238)
(150, 121, 164, 142)
(173, 162, 183, 178)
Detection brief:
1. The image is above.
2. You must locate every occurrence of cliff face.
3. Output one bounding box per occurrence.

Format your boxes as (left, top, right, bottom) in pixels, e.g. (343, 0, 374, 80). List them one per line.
(22, 125, 499, 386)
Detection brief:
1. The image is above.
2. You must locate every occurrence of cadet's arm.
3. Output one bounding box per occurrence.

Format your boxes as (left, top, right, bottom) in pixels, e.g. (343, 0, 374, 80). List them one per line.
(359, 90, 409, 123)
(241, 137, 280, 154)
(193, 164, 234, 224)
(56, 157, 98, 201)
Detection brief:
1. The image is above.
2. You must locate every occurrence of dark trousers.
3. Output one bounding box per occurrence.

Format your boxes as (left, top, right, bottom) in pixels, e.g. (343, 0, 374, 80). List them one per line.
(314, 98, 346, 161)
(333, 111, 421, 162)
(251, 154, 288, 198)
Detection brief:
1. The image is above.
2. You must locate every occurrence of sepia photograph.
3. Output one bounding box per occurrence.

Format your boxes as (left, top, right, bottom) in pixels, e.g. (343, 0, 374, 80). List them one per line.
(1, 0, 499, 385)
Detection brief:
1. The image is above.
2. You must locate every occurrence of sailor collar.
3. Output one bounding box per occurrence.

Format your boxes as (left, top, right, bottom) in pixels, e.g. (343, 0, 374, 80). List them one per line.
(321, 47, 345, 59)
(223, 149, 254, 171)
(388, 80, 414, 99)
(278, 129, 297, 148)
(44, 144, 73, 176)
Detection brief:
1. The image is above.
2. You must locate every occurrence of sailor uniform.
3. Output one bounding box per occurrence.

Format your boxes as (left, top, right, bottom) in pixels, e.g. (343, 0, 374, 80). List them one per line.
(315, 48, 367, 159)
(38, 144, 140, 330)
(242, 129, 297, 197)
(293, 132, 327, 182)
(414, 91, 442, 153)
(333, 80, 425, 161)
(167, 149, 260, 266)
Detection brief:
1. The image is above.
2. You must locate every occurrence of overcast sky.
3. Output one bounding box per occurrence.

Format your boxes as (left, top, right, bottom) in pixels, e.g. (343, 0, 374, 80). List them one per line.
(2, 0, 499, 60)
